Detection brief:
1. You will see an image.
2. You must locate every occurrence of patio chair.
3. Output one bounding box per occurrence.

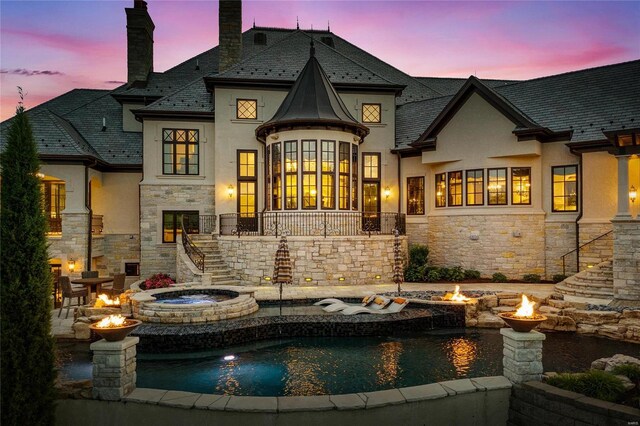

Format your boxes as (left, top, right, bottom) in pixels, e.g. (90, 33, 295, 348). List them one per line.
(341, 297, 408, 315)
(102, 273, 126, 297)
(314, 294, 376, 308)
(58, 276, 88, 319)
(81, 271, 99, 279)
(323, 294, 382, 313)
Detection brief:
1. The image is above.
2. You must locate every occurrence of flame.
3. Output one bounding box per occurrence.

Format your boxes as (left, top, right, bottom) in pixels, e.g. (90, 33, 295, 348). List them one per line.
(450, 285, 470, 302)
(94, 294, 121, 308)
(514, 295, 535, 317)
(95, 314, 127, 328)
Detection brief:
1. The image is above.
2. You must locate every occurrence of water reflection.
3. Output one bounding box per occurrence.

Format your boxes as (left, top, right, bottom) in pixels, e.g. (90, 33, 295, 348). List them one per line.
(283, 347, 327, 395)
(445, 337, 477, 376)
(375, 341, 403, 387)
(215, 360, 240, 394)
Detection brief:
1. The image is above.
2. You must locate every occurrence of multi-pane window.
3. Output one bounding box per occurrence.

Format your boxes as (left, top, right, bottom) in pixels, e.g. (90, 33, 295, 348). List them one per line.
(321, 141, 336, 209)
(512, 167, 531, 205)
(351, 145, 358, 210)
(302, 140, 317, 209)
(266, 145, 271, 210)
(448, 171, 463, 207)
(362, 103, 381, 123)
(407, 177, 425, 215)
(284, 141, 298, 209)
(466, 169, 484, 206)
(236, 99, 257, 119)
(487, 168, 507, 205)
(435, 173, 446, 207)
(162, 211, 198, 243)
(339, 142, 350, 210)
(272, 143, 282, 210)
(552, 165, 578, 212)
(362, 153, 381, 215)
(43, 181, 65, 233)
(163, 129, 199, 175)
(237, 151, 257, 217)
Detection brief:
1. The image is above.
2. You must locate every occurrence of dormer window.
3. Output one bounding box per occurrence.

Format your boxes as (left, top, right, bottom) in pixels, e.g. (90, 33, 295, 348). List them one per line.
(236, 99, 257, 119)
(253, 32, 267, 45)
(362, 103, 381, 123)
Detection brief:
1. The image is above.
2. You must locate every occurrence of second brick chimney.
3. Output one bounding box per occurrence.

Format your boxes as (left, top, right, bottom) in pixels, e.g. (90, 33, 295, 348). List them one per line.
(126, 0, 155, 84)
(218, 0, 242, 73)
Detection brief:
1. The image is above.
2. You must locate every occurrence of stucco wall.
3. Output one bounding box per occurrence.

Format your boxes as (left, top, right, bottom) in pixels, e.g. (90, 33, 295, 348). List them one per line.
(217, 235, 407, 285)
(91, 172, 141, 235)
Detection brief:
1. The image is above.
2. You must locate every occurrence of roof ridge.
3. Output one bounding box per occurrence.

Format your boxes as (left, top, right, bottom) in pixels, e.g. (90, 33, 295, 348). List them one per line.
(397, 93, 454, 106)
(253, 26, 330, 34)
(140, 74, 207, 111)
(43, 110, 97, 158)
(12, 88, 107, 119)
(164, 46, 217, 74)
(58, 90, 115, 118)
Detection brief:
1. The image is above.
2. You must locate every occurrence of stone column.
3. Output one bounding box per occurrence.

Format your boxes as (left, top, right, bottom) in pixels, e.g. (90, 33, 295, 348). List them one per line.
(501, 328, 545, 383)
(612, 218, 640, 301)
(91, 336, 138, 401)
(616, 155, 632, 219)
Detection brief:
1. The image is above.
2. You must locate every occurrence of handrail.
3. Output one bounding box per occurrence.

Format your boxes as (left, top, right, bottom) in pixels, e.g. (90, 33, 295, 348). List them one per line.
(561, 230, 612, 275)
(181, 217, 205, 272)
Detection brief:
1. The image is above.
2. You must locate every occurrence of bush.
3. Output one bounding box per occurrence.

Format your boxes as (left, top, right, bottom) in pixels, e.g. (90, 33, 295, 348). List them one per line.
(408, 244, 429, 267)
(447, 266, 465, 282)
(142, 273, 175, 290)
(547, 370, 626, 402)
(492, 272, 508, 283)
(404, 265, 424, 283)
(523, 274, 541, 283)
(464, 269, 481, 280)
(552, 274, 568, 283)
(611, 364, 640, 382)
(425, 269, 442, 283)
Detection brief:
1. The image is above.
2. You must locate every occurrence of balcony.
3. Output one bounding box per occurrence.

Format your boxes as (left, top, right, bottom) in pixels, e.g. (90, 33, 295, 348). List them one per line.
(92, 215, 103, 235)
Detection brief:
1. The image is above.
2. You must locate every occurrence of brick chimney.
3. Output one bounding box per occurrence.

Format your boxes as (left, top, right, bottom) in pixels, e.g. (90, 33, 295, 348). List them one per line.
(125, 0, 155, 84)
(218, 0, 242, 73)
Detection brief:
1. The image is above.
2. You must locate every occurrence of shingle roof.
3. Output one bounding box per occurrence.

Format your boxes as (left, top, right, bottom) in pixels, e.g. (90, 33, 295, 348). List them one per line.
(415, 77, 517, 96)
(395, 95, 453, 150)
(138, 77, 212, 114)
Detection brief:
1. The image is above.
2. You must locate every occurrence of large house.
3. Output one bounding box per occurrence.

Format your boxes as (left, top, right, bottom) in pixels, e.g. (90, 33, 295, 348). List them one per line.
(1, 0, 639, 301)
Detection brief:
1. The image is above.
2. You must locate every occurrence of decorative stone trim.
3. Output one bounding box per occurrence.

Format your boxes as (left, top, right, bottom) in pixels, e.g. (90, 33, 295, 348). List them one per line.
(501, 328, 545, 384)
(90, 336, 138, 401)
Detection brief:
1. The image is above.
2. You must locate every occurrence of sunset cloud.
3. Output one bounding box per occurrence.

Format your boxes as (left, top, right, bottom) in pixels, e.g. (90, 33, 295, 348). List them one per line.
(1, 68, 64, 77)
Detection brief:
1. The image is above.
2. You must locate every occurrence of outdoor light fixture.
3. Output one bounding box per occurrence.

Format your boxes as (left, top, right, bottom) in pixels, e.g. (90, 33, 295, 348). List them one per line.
(67, 259, 75, 273)
(305, 277, 312, 282)
(630, 186, 637, 204)
(384, 187, 391, 199)
(263, 276, 271, 281)
(338, 277, 345, 282)
(223, 355, 236, 361)
(375, 275, 382, 279)
(35, 172, 45, 179)
(227, 185, 235, 198)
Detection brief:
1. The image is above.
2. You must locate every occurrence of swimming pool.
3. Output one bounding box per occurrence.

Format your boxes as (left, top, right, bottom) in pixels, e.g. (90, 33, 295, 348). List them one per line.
(60, 329, 639, 396)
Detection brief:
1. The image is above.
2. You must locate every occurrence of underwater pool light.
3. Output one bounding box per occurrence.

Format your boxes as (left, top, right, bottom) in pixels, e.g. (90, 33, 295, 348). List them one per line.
(223, 355, 236, 361)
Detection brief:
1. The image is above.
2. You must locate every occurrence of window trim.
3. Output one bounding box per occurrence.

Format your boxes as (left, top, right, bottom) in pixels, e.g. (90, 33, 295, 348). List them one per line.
(361, 103, 382, 124)
(551, 164, 578, 212)
(339, 142, 350, 210)
(236, 99, 258, 120)
(362, 152, 381, 213)
(435, 172, 446, 208)
(162, 128, 200, 176)
(406, 176, 425, 215)
(465, 169, 484, 206)
(162, 210, 199, 244)
(487, 167, 508, 206)
(447, 170, 463, 207)
(302, 140, 318, 210)
(321, 140, 336, 210)
(511, 167, 532, 206)
(284, 140, 298, 210)
(237, 150, 258, 215)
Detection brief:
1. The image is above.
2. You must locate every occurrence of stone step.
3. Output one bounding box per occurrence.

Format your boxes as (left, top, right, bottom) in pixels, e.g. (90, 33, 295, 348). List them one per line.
(583, 271, 613, 279)
(555, 283, 614, 298)
(566, 278, 613, 289)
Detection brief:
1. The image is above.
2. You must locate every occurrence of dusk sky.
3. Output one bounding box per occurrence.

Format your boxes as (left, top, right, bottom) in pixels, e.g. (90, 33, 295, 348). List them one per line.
(1, 0, 638, 121)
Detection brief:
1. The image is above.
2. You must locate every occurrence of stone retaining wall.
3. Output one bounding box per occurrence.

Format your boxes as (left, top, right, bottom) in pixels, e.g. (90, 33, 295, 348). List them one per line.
(427, 214, 546, 279)
(612, 219, 640, 301)
(508, 381, 640, 425)
(544, 220, 576, 277)
(579, 221, 613, 271)
(56, 376, 512, 426)
(217, 235, 407, 285)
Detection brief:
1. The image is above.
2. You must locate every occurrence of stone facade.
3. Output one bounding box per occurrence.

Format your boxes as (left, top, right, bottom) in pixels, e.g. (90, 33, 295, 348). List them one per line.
(94, 234, 140, 276)
(405, 221, 428, 247)
(218, 0, 242, 73)
(125, 2, 154, 83)
(544, 220, 577, 278)
(501, 328, 545, 384)
(612, 219, 640, 301)
(218, 235, 407, 285)
(578, 221, 613, 271)
(91, 336, 138, 401)
(48, 212, 90, 273)
(427, 214, 545, 279)
(139, 183, 215, 277)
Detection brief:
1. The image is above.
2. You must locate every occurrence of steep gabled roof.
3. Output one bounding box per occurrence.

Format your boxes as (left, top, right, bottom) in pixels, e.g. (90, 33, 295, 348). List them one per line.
(414, 77, 517, 96)
(135, 78, 213, 119)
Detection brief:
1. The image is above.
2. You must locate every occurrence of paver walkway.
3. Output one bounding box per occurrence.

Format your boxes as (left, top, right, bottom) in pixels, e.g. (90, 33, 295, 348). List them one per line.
(51, 282, 555, 339)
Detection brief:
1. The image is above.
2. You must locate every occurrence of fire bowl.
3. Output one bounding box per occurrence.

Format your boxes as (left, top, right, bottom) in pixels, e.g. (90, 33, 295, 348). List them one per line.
(89, 319, 141, 342)
(498, 312, 547, 333)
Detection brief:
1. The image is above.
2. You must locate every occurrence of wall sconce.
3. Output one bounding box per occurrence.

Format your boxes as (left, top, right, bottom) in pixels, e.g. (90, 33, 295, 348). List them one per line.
(35, 172, 45, 179)
(67, 259, 75, 273)
(630, 186, 637, 204)
(338, 277, 345, 282)
(384, 187, 391, 200)
(227, 185, 235, 198)
(304, 277, 313, 282)
(375, 274, 382, 279)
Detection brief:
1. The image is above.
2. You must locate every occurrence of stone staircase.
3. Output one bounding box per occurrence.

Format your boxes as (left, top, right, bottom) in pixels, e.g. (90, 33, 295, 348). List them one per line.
(555, 260, 613, 301)
(188, 235, 241, 285)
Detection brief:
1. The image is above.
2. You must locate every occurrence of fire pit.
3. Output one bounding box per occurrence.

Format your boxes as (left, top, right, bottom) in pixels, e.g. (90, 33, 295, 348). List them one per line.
(443, 285, 471, 302)
(498, 294, 547, 332)
(89, 315, 141, 342)
(94, 294, 120, 308)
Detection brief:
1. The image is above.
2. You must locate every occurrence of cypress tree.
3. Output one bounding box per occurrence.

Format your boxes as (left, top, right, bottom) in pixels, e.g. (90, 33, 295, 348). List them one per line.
(1, 90, 56, 425)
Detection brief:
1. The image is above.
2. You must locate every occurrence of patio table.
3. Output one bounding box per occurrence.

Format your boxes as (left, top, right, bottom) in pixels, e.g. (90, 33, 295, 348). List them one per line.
(71, 277, 114, 295)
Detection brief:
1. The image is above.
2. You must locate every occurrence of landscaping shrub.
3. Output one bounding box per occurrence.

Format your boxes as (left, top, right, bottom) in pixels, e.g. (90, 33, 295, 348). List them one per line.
(425, 269, 442, 283)
(404, 265, 424, 283)
(547, 370, 626, 402)
(142, 273, 176, 290)
(523, 274, 542, 283)
(552, 274, 568, 283)
(1, 94, 56, 426)
(404, 244, 429, 282)
(464, 269, 481, 280)
(492, 272, 508, 283)
(611, 364, 640, 382)
(447, 266, 465, 282)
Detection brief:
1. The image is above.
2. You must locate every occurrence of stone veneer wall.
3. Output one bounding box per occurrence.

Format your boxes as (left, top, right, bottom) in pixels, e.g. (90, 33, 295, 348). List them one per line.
(405, 221, 428, 247)
(544, 220, 577, 278)
(94, 234, 140, 276)
(578, 222, 613, 271)
(139, 184, 214, 277)
(612, 219, 640, 301)
(217, 235, 407, 285)
(427, 214, 545, 279)
(48, 212, 90, 272)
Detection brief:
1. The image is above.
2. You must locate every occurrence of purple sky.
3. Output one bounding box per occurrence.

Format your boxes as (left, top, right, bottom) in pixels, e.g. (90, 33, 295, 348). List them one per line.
(1, 1, 638, 121)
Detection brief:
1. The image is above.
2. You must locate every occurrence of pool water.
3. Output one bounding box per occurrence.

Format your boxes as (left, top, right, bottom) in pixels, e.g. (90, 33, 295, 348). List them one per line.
(153, 294, 232, 305)
(59, 329, 640, 396)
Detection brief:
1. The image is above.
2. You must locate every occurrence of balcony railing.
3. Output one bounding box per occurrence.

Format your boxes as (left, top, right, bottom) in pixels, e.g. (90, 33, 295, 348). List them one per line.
(92, 215, 103, 235)
(181, 217, 205, 272)
(47, 217, 62, 234)
(219, 212, 406, 238)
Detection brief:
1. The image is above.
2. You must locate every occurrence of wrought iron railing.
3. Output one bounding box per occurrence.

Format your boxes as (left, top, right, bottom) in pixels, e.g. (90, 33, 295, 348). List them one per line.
(198, 215, 216, 234)
(47, 217, 62, 234)
(91, 215, 103, 235)
(219, 212, 406, 238)
(560, 230, 613, 276)
(181, 217, 205, 272)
